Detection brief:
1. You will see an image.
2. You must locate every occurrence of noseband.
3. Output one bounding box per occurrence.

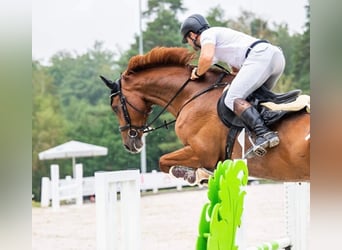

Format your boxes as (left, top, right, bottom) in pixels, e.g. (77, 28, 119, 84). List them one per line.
(109, 78, 150, 137)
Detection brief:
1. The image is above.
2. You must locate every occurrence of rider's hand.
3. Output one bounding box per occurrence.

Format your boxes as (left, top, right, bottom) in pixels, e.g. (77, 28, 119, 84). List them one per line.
(190, 67, 202, 80)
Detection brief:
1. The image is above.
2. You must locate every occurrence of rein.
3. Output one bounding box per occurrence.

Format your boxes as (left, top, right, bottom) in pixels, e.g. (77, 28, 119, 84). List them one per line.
(144, 66, 230, 132)
(142, 77, 192, 133)
(176, 73, 228, 117)
(110, 67, 230, 136)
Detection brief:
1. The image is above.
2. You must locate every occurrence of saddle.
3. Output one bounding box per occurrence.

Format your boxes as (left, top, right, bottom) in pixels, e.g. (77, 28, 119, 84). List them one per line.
(217, 85, 303, 128)
(217, 85, 310, 159)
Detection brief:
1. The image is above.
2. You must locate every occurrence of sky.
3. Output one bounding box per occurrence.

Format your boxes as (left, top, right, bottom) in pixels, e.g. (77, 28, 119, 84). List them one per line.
(32, 0, 308, 64)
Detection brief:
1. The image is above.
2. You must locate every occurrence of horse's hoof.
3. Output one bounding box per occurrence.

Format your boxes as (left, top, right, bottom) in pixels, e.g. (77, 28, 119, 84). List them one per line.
(169, 166, 213, 187)
(184, 171, 197, 186)
(196, 168, 213, 186)
(169, 166, 193, 178)
(199, 178, 209, 186)
(169, 166, 198, 186)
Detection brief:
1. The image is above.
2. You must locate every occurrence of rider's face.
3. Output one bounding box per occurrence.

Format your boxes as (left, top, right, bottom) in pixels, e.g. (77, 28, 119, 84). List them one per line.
(186, 32, 201, 51)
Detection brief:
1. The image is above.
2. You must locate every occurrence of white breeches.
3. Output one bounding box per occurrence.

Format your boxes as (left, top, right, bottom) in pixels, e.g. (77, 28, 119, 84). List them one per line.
(224, 43, 286, 111)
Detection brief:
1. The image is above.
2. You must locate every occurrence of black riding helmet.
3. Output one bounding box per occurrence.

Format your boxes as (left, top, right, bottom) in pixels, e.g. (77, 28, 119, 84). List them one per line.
(180, 14, 210, 43)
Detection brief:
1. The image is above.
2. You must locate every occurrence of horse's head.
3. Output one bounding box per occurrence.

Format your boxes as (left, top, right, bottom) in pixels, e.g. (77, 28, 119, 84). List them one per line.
(100, 75, 152, 153)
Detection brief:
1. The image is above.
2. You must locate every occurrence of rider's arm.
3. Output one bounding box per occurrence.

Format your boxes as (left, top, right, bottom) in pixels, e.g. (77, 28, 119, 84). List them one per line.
(196, 43, 215, 76)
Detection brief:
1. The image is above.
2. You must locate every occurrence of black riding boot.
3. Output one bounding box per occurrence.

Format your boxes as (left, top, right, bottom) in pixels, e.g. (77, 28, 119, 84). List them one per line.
(234, 98, 280, 156)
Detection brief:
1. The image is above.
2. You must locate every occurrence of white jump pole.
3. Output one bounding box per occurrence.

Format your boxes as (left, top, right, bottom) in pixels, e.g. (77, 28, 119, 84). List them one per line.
(285, 182, 310, 250)
(95, 170, 141, 250)
(244, 182, 309, 250)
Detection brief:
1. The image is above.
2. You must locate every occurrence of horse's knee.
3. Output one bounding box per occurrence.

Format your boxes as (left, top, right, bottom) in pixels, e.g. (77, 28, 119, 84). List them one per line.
(158, 156, 170, 173)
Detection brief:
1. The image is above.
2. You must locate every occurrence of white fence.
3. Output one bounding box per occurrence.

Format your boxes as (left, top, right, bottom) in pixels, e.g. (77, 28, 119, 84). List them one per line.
(41, 164, 83, 210)
(40, 166, 190, 209)
(95, 170, 141, 250)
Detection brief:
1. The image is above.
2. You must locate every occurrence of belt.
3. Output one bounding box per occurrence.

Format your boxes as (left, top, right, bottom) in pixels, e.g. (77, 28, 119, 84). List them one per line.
(245, 39, 270, 58)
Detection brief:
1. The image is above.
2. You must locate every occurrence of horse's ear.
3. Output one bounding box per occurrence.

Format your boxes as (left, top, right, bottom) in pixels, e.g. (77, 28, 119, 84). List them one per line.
(100, 75, 115, 90)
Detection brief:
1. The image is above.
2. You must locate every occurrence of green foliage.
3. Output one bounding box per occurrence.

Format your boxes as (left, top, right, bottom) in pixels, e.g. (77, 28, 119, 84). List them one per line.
(291, 5, 310, 94)
(32, 2, 310, 200)
(32, 60, 68, 199)
(143, 10, 184, 50)
(144, 0, 186, 16)
(206, 7, 229, 27)
(48, 41, 117, 106)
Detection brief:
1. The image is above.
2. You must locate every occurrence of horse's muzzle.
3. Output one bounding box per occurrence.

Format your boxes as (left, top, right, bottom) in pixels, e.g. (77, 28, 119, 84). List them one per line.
(123, 132, 143, 153)
(128, 129, 139, 138)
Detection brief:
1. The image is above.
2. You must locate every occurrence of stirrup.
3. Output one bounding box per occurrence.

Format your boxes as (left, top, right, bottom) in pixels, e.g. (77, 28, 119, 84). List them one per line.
(253, 145, 267, 156)
(244, 145, 267, 158)
(244, 133, 268, 158)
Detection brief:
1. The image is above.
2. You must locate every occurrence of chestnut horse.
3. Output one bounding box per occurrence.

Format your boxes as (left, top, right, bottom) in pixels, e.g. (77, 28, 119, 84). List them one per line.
(101, 47, 310, 184)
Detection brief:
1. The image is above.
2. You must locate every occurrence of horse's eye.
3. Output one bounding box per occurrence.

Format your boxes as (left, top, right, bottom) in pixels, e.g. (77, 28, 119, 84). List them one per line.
(112, 106, 119, 113)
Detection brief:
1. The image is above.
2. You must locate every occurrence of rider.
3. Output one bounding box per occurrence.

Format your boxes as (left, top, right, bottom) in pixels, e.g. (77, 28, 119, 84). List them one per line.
(180, 14, 285, 156)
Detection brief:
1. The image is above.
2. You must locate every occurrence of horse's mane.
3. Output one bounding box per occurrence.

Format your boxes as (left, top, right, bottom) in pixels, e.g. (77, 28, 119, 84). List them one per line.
(124, 47, 195, 75)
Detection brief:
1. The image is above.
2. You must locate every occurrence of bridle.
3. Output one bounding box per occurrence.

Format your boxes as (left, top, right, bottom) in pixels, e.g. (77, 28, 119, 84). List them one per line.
(104, 66, 229, 139)
(107, 75, 193, 138)
(109, 78, 151, 138)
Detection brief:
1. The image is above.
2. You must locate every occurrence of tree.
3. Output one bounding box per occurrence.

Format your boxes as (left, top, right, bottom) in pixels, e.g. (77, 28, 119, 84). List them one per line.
(48, 41, 118, 107)
(291, 4, 310, 93)
(116, 0, 187, 72)
(206, 7, 229, 27)
(32, 60, 67, 199)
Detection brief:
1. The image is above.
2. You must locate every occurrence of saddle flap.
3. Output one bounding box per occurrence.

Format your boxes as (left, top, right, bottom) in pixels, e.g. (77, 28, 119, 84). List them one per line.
(260, 94, 310, 113)
(217, 88, 308, 129)
(248, 85, 302, 104)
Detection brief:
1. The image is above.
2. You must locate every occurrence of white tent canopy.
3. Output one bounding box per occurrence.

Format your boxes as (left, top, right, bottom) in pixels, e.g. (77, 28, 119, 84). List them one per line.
(39, 140, 108, 177)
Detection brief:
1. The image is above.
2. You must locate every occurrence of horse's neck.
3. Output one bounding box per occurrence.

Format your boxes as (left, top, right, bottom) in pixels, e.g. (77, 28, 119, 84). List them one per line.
(134, 67, 232, 116)
(141, 70, 193, 116)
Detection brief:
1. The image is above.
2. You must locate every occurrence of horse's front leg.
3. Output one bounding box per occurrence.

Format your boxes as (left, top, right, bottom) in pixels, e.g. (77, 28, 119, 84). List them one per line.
(159, 145, 200, 173)
(159, 146, 212, 185)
